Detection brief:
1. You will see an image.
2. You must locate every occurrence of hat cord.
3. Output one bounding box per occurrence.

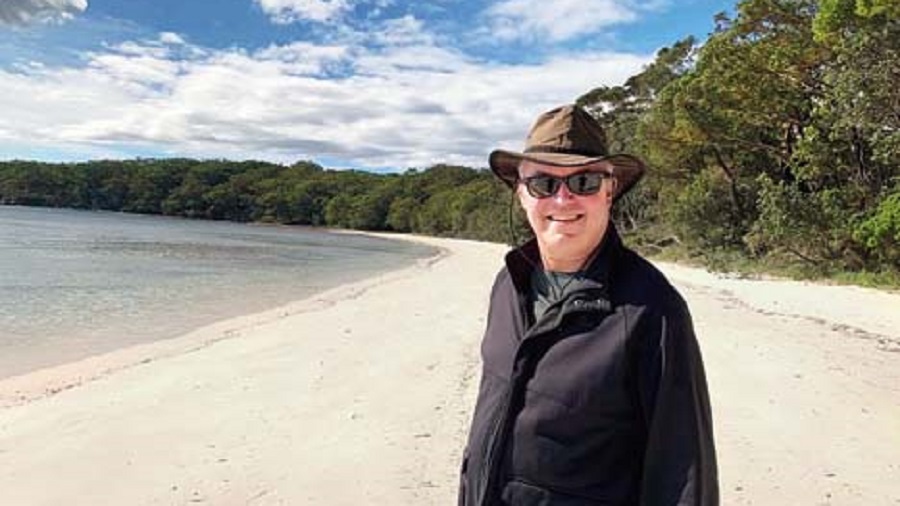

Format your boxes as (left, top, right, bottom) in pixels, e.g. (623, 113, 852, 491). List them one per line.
(507, 183, 538, 271)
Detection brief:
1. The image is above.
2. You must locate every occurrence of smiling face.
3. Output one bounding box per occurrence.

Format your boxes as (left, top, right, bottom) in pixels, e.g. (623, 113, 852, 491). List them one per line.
(517, 160, 616, 272)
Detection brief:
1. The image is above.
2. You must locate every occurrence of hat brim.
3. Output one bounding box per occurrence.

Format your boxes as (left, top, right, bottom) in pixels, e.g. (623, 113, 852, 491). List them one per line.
(489, 149, 646, 201)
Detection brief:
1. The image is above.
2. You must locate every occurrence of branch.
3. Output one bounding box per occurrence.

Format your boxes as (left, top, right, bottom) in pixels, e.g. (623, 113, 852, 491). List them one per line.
(785, 246, 820, 266)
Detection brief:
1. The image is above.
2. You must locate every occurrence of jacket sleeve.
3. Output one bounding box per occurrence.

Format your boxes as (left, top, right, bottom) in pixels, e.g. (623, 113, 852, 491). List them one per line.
(637, 302, 719, 506)
(458, 449, 468, 506)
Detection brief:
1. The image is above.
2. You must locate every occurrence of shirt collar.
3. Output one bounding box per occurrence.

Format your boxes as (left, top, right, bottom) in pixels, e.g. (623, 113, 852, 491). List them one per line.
(505, 222, 621, 295)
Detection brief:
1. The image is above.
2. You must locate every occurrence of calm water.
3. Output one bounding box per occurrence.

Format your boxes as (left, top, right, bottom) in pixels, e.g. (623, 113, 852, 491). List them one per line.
(0, 206, 436, 379)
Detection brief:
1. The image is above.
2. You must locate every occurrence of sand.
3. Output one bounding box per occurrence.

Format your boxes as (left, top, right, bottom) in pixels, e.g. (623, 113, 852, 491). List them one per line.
(0, 234, 898, 505)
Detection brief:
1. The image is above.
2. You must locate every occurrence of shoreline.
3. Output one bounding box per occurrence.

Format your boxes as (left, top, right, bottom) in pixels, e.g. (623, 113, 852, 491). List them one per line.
(0, 233, 507, 505)
(0, 234, 450, 409)
(0, 205, 439, 381)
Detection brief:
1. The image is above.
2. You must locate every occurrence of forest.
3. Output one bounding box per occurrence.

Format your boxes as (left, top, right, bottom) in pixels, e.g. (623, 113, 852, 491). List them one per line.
(1, 0, 898, 283)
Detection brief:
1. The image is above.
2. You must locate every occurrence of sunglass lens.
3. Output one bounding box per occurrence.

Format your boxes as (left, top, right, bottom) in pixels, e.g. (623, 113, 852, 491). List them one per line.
(568, 172, 603, 195)
(526, 176, 560, 198)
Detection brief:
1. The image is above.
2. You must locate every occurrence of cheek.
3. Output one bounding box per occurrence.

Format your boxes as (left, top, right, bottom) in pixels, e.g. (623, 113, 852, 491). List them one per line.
(518, 195, 546, 227)
(587, 200, 613, 225)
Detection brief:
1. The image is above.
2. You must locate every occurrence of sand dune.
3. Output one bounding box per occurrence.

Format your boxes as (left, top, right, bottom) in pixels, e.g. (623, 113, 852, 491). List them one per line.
(0, 235, 897, 505)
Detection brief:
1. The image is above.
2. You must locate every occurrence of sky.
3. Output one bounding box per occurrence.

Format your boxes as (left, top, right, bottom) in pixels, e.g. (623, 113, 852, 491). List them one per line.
(0, 0, 735, 171)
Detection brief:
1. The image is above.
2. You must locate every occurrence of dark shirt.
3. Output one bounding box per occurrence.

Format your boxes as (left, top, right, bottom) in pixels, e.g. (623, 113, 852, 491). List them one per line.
(530, 269, 589, 322)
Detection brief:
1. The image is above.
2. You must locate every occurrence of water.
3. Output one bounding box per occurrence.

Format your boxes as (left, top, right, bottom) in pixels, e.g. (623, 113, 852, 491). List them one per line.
(0, 206, 436, 379)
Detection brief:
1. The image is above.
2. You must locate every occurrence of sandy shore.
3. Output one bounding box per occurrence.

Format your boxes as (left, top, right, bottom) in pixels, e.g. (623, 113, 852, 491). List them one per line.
(1, 235, 898, 505)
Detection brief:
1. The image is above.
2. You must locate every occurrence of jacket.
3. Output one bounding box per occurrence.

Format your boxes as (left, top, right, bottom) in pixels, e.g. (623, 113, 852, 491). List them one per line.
(459, 227, 718, 505)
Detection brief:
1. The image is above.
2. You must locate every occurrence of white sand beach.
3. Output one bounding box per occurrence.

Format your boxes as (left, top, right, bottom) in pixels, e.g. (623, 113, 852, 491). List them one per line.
(0, 235, 898, 505)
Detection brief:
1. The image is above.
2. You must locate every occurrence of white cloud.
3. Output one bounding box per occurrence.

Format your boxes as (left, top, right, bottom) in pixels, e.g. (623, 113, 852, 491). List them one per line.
(485, 0, 638, 42)
(255, 41, 350, 73)
(0, 0, 87, 26)
(254, 0, 352, 24)
(253, 0, 401, 25)
(370, 15, 433, 46)
(0, 27, 651, 168)
(159, 32, 186, 45)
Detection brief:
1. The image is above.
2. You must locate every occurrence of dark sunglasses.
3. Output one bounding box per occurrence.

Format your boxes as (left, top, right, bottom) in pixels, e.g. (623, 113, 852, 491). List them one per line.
(520, 171, 612, 199)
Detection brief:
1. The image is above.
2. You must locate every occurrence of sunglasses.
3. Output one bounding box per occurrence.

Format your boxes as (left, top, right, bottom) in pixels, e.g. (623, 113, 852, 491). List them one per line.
(519, 171, 612, 199)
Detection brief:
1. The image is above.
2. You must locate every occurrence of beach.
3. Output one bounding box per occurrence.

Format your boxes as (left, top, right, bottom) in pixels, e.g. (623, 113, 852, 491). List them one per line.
(1, 235, 898, 505)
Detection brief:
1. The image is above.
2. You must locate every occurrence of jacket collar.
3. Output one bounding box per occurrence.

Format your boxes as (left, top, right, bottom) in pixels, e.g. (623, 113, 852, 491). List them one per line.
(505, 222, 622, 296)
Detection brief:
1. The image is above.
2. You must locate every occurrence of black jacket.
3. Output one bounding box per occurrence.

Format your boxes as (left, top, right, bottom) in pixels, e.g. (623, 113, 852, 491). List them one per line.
(459, 228, 718, 505)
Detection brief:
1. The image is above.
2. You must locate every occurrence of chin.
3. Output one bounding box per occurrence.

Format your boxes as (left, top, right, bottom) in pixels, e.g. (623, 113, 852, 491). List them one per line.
(538, 232, 577, 250)
(543, 226, 585, 240)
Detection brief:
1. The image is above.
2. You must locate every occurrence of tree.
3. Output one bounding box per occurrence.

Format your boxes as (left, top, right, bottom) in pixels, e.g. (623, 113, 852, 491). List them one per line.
(577, 37, 699, 237)
(639, 0, 829, 254)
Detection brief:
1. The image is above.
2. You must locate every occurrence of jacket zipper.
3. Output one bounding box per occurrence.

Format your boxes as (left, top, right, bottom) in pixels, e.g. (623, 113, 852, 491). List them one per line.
(478, 297, 566, 505)
(477, 289, 611, 505)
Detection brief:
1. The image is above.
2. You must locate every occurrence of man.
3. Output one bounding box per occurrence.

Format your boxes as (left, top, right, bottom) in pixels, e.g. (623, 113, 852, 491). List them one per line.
(459, 105, 718, 505)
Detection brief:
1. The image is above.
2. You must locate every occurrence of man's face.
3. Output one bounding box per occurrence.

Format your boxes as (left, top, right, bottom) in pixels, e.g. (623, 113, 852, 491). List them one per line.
(517, 160, 616, 270)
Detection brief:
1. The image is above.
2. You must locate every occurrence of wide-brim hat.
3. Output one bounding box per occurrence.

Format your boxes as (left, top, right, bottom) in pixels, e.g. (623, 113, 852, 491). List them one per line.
(489, 104, 646, 201)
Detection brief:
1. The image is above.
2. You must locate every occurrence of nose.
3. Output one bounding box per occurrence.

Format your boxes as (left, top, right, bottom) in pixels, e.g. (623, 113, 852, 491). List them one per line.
(552, 180, 575, 202)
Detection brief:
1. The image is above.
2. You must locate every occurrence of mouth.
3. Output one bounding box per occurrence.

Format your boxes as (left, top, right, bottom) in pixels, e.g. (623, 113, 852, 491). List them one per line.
(547, 214, 584, 223)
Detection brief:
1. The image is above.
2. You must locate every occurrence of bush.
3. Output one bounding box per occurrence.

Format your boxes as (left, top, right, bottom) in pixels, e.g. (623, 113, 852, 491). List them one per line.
(667, 169, 749, 253)
(853, 190, 900, 268)
(747, 176, 857, 269)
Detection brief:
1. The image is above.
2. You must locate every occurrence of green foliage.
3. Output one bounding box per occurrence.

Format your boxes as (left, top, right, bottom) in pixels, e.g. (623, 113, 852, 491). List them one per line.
(747, 176, 857, 269)
(854, 189, 900, 268)
(577, 37, 699, 243)
(577, 0, 898, 283)
(386, 196, 417, 232)
(815, 0, 900, 42)
(668, 169, 751, 253)
(0, 159, 520, 244)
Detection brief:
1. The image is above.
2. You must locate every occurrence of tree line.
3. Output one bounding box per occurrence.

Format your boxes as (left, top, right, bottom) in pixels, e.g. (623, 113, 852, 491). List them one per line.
(1, 0, 897, 281)
(0, 158, 528, 243)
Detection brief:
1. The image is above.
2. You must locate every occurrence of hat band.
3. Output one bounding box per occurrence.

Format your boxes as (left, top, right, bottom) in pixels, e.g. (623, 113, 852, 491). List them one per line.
(523, 146, 607, 157)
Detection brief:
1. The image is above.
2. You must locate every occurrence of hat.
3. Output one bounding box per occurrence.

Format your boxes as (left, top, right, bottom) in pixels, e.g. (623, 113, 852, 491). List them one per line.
(489, 104, 646, 201)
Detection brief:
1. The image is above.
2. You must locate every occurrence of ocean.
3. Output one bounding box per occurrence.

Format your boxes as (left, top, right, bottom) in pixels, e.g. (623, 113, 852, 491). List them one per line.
(0, 206, 436, 379)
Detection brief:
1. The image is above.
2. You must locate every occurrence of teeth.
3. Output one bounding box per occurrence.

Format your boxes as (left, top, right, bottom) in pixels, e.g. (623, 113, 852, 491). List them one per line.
(548, 215, 581, 222)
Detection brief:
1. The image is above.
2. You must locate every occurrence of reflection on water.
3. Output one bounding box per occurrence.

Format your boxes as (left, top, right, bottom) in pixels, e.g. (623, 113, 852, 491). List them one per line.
(0, 206, 435, 378)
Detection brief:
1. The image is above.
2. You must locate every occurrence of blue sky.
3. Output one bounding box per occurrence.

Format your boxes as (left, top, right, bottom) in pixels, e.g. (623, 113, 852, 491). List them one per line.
(0, 0, 734, 170)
